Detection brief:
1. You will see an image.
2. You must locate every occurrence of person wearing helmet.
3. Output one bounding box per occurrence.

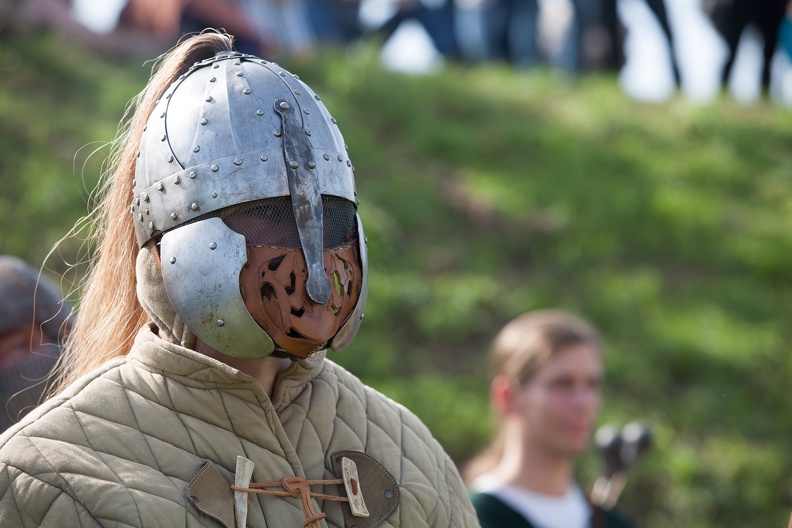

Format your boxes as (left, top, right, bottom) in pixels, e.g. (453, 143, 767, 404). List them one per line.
(0, 32, 478, 528)
(0, 255, 71, 432)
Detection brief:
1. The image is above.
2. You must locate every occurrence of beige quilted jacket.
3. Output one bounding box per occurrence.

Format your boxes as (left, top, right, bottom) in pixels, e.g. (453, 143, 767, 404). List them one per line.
(0, 325, 479, 528)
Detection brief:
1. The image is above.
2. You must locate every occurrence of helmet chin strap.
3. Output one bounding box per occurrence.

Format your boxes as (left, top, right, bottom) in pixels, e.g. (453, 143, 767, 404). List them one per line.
(135, 245, 196, 350)
(274, 98, 331, 305)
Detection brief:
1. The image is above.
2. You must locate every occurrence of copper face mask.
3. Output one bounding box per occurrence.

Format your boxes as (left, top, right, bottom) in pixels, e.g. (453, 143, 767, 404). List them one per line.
(240, 244, 362, 357)
(224, 196, 362, 358)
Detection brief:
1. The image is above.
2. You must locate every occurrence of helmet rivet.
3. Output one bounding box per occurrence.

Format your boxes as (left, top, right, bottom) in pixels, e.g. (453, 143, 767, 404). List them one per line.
(279, 71, 286, 76)
(236, 71, 243, 77)
(295, 90, 302, 96)
(158, 183, 165, 191)
(345, 144, 349, 151)
(337, 155, 343, 162)
(205, 96, 213, 102)
(143, 193, 150, 202)
(256, 109, 264, 116)
(331, 117, 338, 124)
(170, 212, 178, 220)
(294, 74, 300, 79)
(211, 164, 219, 172)
(212, 192, 218, 198)
(200, 118, 207, 126)
(135, 198, 140, 206)
(352, 165, 355, 172)
(347, 160, 352, 167)
(279, 101, 290, 110)
(210, 242, 217, 250)
(131, 205, 135, 213)
(308, 161, 316, 169)
(234, 158, 243, 166)
(170, 257, 176, 264)
(210, 76, 216, 82)
(133, 179, 137, 187)
(136, 150, 141, 158)
(173, 175, 181, 184)
(217, 319, 225, 326)
(314, 94, 321, 100)
(148, 221, 154, 229)
(189, 171, 197, 179)
(190, 203, 199, 211)
(303, 109, 310, 115)
(260, 154, 268, 162)
(364, 237, 368, 243)
(194, 145, 201, 152)
(305, 130, 312, 136)
(243, 88, 251, 95)
(289, 161, 299, 169)
(138, 213, 143, 222)
(213, 64, 219, 69)
(145, 209, 150, 215)
(274, 129, 282, 137)
(323, 154, 330, 161)
(360, 313, 365, 320)
(165, 93, 172, 99)
(143, 125, 147, 132)
(233, 60, 240, 65)
(160, 112, 165, 118)
(167, 156, 174, 163)
(161, 135, 167, 142)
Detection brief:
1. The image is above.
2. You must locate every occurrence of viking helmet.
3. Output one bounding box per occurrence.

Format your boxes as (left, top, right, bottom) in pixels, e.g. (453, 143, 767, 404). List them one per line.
(131, 51, 367, 359)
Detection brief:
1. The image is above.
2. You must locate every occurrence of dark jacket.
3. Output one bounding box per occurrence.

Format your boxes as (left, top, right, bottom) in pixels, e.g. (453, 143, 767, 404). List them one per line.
(470, 490, 634, 528)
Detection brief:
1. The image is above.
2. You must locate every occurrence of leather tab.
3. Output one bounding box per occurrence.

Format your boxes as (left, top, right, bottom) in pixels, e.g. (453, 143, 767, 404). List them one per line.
(187, 460, 236, 528)
(331, 451, 400, 528)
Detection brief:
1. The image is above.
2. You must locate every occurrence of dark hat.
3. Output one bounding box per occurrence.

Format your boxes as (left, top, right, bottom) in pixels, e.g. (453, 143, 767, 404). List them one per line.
(0, 255, 72, 338)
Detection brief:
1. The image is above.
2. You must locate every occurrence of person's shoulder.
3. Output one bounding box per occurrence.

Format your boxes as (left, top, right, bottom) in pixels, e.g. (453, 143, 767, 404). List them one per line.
(320, 359, 434, 436)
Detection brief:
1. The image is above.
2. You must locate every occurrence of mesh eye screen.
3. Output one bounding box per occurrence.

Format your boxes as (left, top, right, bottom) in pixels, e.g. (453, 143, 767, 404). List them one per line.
(185, 196, 357, 249)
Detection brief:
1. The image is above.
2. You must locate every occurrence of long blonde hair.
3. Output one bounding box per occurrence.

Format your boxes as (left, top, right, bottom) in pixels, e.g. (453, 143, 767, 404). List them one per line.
(52, 32, 235, 395)
(462, 309, 602, 484)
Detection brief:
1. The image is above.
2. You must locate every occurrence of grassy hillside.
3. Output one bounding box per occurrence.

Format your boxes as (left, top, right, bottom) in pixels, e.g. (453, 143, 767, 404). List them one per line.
(2, 32, 792, 527)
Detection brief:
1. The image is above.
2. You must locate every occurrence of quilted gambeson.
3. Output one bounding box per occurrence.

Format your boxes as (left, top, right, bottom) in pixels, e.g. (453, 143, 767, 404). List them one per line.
(0, 325, 479, 528)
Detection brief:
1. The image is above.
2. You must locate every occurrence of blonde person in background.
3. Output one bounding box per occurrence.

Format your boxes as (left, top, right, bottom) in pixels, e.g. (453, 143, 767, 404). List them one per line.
(464, 309, 633, 528)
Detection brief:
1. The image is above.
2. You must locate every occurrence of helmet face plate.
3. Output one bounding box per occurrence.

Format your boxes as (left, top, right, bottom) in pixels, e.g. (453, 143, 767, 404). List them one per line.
(134, 52, 367, 358)
(160, 217, 275, 358)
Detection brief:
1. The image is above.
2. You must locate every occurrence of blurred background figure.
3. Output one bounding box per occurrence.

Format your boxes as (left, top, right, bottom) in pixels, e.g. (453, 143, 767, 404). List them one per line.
(597, 0, 680, 84)
(306, 0, 363, 46)
(367, 0, 459, 60)
(701, 0, 788, 92)
(464, 310, 634, 528)
(0, 256, 72, 432)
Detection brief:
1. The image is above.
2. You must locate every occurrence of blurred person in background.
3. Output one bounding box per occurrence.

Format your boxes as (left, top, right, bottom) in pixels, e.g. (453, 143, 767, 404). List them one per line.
(0, 255, 71, 432)
(0, 32, 478, 527)
(598, 0, 680, 84)
(369, 0, 459, 60)
(464, 309, 633, 528)
(702, 0, 788, 91)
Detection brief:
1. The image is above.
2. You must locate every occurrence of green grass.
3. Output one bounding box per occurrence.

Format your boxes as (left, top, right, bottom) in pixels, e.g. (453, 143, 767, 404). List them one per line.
(3, 32, 792, 527)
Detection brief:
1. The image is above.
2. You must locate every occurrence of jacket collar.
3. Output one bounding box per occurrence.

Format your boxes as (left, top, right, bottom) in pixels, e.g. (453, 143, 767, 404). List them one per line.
(129, 324, 325, 406)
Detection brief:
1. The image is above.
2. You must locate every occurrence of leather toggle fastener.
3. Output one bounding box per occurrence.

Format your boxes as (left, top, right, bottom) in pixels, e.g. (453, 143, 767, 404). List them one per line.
(188, 452, 399, 528)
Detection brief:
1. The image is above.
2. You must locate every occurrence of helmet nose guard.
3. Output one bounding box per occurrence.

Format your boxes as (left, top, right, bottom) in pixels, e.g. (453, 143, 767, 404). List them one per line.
(273, 97, 330, 304)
